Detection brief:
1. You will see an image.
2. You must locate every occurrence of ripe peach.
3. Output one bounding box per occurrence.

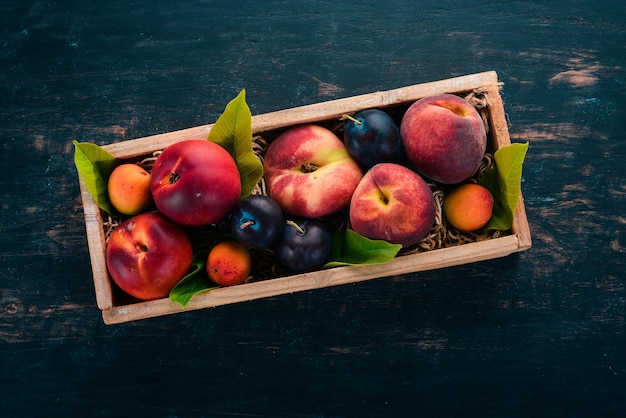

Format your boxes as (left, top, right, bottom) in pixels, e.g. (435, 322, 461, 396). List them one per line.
(206, 240, 252, 286)
(443, 183, 494, 232)
(400, 94, 487, 184)
(349, 163, 436, 247)
(263, 124, 363, 218)
(106, 213, 193, 300)
(107, 163, 152, 215)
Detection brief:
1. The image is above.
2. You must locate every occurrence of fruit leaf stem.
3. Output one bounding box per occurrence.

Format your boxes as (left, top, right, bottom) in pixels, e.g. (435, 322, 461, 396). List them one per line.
(286, 219, 305, 235)
(342, 114, 362, 125)
(239, 220, 255, 229)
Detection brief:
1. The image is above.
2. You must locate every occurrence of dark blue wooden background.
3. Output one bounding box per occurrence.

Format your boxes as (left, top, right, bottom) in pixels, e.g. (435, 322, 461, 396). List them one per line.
(2, 1, 625, 416)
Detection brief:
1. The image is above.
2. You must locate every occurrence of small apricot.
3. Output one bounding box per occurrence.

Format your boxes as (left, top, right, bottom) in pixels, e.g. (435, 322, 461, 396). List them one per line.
(206, 240, 252, 286)
(108, 164, 152, 215)
(443, 183, 494, 232)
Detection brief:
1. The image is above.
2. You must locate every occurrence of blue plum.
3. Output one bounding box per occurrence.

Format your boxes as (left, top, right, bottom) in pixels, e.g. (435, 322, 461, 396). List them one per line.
(343, 109, 404, 170)
(275, 219, 333, 272)
(229, 195, 284, 249)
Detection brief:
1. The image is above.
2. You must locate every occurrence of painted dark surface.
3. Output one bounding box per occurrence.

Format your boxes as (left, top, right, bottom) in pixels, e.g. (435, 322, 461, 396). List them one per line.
(1, 1, 625, 416)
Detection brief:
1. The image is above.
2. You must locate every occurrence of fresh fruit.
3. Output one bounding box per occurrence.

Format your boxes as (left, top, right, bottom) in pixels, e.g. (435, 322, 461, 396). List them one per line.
(275, 219, 333, 272)
(343, 109, 404, 170)
(150, 139, 241, 226)
(107, 163, 152, 216)
(263, 124, 363, 218)
(400, 93, 487, 184)
(443, 183, 494, 231)
(206, 240, 252, 286)
(229, 195, 284, 249)
(106, 213, 193, 300)
(349, 163, 436, 247)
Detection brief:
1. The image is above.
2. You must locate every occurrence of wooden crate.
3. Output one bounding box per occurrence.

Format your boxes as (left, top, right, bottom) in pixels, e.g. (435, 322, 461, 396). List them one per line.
(77, 70, 532, 324)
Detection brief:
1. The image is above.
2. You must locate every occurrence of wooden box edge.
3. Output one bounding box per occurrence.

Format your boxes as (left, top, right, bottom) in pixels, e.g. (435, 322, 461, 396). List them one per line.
(76, 70, 531, 324)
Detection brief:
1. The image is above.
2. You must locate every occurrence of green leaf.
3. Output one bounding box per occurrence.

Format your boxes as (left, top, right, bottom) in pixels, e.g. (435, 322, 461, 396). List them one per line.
(324, 228, 402, 268)
(73, 140, 118, 215)
(478, 142, 529, 231)
(208, 89, 263, 199)
(169, 249, 219, 307)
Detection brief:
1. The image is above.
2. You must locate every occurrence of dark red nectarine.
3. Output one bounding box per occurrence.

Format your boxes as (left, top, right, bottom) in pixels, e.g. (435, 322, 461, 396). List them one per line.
(106, 213, 193, 300)
(151, 139, 241, 226)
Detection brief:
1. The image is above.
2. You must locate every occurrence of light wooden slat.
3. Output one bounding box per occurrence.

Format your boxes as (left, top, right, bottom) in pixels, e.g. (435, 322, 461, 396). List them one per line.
(78, 175, 114, 310)
(102, 235, 521, 324)
(101, 71, 499, 157)
(250, 71, 500, 132)
(483, 83, 532, 251)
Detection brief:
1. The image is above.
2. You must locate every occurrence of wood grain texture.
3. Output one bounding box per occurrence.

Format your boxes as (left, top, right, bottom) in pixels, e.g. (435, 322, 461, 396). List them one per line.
(2, 1, 625, 416)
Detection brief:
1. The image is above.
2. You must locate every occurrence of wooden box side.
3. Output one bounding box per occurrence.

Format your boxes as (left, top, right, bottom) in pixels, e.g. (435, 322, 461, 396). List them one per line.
(482, 83, 532, 251)
(100, 71, 501, 157)
(77, 70, 530, 324)
(78, 175, 115, 310)
(102, 234, 522, 324)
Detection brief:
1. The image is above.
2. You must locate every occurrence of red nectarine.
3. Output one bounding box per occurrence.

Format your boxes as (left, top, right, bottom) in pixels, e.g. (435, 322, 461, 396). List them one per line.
(106, 213, 193, 300)
(151, 140, 241, 226)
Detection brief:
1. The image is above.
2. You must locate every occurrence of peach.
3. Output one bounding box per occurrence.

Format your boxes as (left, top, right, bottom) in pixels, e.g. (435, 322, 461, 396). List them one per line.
(106, 213, 193, 300)
(263, 124, 363, 219)
(107, 163, 152, 215)
(206, 240, 252, 286)
(400, 94, 487, 184)
(150, 139, 241, 226)
(443, 183, 494, 231)
(349, 163, 436, 247)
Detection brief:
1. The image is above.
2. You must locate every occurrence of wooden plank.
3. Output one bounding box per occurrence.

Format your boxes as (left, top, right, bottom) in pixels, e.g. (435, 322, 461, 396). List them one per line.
(101, 71, 499, 157)
(78, 175, 114, 310)
(249, 71, 500, 132)
(102, 234, 522, 324)
(482, 83, 532, 251)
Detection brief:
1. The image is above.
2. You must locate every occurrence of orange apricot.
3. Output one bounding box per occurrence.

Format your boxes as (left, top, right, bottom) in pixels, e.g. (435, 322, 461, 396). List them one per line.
(206, 240, 252, 286)
(107, 163, 152, 215)
(443, 183, 494, 232)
